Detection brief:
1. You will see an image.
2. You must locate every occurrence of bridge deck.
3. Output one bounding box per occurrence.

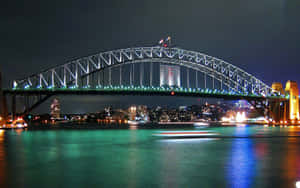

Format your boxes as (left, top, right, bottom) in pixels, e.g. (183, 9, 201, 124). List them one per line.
(3, 88, 286, 101)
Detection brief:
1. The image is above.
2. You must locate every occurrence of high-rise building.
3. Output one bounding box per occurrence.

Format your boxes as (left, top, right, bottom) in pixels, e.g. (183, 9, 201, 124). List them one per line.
(160, 64, 180, 87)
(50, 98, 61, 119)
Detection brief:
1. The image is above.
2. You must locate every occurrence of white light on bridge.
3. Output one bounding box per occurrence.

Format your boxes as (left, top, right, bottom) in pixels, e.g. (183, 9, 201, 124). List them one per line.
(160, 64, 180, 88)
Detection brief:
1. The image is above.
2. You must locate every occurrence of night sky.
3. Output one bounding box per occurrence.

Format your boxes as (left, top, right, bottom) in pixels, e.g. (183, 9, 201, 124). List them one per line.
(1, 0, 300, 113)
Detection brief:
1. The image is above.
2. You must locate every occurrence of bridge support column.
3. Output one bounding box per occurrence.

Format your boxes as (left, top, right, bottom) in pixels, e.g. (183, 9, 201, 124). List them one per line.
(270, 82, 285, 121)
(221, 80, 223, 90)
(130, 64, 132, 86)
(86, 63, 89, 86)
(140, 62, 143, 86)
(186, 68, 189, 88)
(150, 62, 153, 87)
(11, 95, 16, 120)
(271, 81, 299, 122)
(0, 70, 8, 123)
(204, 73, 207, 89)
(119, 65, 122, 86)
(108, 67, 112, 86)
(75, 63, 78, 87)
(1, 94, 8, 121)
(132, 64, 134, 86)
(0, 70, 8, 121)
(195, 71, 198, 88)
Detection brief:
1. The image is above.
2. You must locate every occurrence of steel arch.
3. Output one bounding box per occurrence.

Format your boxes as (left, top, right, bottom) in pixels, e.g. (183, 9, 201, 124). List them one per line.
(13, 46, 272, 95)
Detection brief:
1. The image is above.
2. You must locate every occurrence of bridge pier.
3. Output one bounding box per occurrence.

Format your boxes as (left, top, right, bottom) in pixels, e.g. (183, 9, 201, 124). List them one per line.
(11, 95, 16, 120)
(271, 81, 299, 122)
(0, 70, 8, 121)
(285, 81, 299, 120)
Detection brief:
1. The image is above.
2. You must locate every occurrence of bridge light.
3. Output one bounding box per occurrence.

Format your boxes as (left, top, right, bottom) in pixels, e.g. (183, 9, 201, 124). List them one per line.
(171, 91, 175, 96)
(13, 81, 18, 89)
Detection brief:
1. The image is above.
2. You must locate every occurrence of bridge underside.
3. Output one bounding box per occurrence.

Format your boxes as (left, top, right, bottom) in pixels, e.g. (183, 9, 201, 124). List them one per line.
(3, 88, 286, 122)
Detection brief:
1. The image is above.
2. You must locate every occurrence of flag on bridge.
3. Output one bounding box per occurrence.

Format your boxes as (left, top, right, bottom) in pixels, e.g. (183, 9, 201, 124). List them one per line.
(159, 39, 164, 44)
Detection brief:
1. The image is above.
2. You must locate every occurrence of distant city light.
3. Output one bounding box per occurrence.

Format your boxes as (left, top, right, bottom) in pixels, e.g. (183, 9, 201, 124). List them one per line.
(236, 112, 246, 123)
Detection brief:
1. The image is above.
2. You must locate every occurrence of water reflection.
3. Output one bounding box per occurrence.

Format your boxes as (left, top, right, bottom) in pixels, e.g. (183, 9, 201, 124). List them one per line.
(0, 130, 7, 187)
(3, 127, 300, 187)
(158, 138, 218, 143)
(284, 137, 300, 187)
(227, 127, 255, 188)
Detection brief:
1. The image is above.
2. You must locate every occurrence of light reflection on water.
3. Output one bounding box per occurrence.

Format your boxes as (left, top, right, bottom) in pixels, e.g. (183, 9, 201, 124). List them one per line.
(0, 130, 6, 187)
(226, 127, 255, 188)
(158, 138, 219, 143)
(1, 126, 300, 187)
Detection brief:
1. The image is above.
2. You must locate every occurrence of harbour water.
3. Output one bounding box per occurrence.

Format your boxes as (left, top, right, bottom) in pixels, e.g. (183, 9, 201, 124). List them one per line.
(1, 125, 300, 188)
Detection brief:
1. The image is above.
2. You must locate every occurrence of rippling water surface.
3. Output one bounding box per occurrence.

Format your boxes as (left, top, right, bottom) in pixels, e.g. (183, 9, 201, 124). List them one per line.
(1, 125, 300, 188)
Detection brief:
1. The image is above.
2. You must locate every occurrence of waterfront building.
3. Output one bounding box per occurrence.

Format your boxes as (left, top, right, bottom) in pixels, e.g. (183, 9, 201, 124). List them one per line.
(50, 98, 61, 119)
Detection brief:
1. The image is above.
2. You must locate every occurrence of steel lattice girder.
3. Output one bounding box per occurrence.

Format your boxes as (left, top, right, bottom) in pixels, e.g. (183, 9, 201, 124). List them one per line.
(13, 46, 272, 95)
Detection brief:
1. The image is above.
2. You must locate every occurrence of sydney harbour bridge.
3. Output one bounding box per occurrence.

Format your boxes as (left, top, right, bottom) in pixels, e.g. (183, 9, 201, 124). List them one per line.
(0, 46, 298, 122)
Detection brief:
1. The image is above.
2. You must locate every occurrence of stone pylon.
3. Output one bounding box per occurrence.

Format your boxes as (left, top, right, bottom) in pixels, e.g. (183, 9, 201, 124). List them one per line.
(285, 80, 299, 120)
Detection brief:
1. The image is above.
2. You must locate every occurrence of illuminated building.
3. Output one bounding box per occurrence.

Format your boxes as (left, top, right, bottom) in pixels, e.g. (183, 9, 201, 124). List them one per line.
(160, 64, 180, 87)
(50, 98, 61, 119)
(285, 81, 299, 120)
(128, 106, 136, 120)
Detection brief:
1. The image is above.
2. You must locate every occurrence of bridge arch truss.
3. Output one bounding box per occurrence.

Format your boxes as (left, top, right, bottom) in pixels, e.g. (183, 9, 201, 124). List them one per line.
(13, 47, 272, 95)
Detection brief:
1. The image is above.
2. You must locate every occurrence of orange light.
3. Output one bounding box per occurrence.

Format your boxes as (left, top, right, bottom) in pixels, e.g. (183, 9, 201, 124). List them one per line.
(284, 121, 288, 124)
(280, 120, 283, 124)
(171, 91, 175, 96)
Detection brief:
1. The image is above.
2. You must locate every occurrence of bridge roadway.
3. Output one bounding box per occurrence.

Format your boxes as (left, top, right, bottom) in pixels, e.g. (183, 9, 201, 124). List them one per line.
(3, 87, 285, 101)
